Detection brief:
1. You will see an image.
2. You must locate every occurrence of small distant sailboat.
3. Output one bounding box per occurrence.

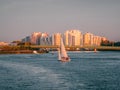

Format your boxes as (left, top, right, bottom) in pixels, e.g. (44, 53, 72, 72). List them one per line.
(58, 38, 70, 62)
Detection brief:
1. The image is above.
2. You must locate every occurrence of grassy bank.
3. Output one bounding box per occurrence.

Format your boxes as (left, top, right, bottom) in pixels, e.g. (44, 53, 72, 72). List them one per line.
(0, 45, 120, 54)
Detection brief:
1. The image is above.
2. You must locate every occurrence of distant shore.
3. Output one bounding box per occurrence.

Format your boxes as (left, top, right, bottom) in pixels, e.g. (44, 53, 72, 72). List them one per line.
(0, 45, 120, 54)
(0, 49, 120, 54)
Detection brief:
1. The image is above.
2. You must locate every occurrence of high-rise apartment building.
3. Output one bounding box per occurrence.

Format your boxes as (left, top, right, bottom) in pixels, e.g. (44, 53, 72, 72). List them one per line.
(64, 30, 82, 46)
(30, 32, 41, 45)
(93, 36, 102, 46)
(83, 33, 105, 46)
(83, 32, 94, 46)
(63, 30, 69, 46)
(52, 33, 61, 46)
(21, 30, 108, 46)
(39, 33, 51, 45)
(21, 36, 30, 43)
(23, 32, 52, 45)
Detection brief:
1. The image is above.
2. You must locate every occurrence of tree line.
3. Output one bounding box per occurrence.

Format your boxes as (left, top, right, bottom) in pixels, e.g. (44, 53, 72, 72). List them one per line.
(101, 40, 120, 46)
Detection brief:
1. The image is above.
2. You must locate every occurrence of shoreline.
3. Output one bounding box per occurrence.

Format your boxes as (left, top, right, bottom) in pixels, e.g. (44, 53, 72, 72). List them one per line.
(0, 49, 120, 54)
(0, 45, 120, 54)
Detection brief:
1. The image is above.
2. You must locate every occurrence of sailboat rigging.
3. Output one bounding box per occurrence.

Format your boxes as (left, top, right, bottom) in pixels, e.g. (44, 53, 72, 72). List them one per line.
(58, 38, 70, 62)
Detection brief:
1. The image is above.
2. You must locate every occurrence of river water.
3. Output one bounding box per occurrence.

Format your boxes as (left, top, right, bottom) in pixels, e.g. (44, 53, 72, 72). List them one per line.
(0, 51, 120, 90)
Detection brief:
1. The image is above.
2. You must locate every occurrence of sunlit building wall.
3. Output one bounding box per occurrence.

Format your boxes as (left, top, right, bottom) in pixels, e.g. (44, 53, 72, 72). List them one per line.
(52, 33, 61, 46)
(30, 32, 41, 45)
(97, 36, 102, 46)
(93, 36, 97, 46)
(83, 32, 94, 46)
(72, 30, 82, 46)
(63, 30, 69, 46)
(64, 30, 82, 46)
(68, 32, 73, 46)
(93, 36, 103, 46)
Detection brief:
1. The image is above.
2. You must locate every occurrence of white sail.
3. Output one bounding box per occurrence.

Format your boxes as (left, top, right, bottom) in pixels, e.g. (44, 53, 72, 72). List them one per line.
(58, 48, 61, 60)
(58, 38, 70, 62)
(60, 38, 68, 57)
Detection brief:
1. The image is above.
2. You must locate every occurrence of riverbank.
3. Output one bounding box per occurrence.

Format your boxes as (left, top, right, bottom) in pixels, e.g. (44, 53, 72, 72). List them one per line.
(0, 45, 120, 54)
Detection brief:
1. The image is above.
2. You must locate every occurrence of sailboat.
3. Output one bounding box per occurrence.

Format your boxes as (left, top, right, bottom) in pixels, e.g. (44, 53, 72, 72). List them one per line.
(58, 38, 70, 62)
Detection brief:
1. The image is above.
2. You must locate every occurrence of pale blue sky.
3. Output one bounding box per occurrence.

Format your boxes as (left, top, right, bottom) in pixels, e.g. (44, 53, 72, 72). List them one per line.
(0, 0, 120, 42)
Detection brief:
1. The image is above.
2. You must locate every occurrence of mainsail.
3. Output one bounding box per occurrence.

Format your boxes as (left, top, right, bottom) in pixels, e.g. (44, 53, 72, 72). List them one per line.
(60, 38, 68, 57)
(58, 38, 70, 62)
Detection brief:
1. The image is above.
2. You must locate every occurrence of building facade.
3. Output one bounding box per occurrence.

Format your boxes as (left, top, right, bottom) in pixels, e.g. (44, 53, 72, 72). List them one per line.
(64, 30, 82, 46)
(21, 30, 108, 47)
(52, 33, 61, 46)
(39, 33, 51, 45)
(30, 32, 41, 45)
(83, 32, 94, 46)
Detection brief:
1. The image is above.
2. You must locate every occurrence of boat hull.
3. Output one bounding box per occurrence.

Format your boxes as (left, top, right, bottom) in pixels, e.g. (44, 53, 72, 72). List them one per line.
(60, 57, 70, 62)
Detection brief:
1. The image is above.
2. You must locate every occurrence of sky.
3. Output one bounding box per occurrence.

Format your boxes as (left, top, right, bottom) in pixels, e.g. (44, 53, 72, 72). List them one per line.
(0, 0, 120, 42)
